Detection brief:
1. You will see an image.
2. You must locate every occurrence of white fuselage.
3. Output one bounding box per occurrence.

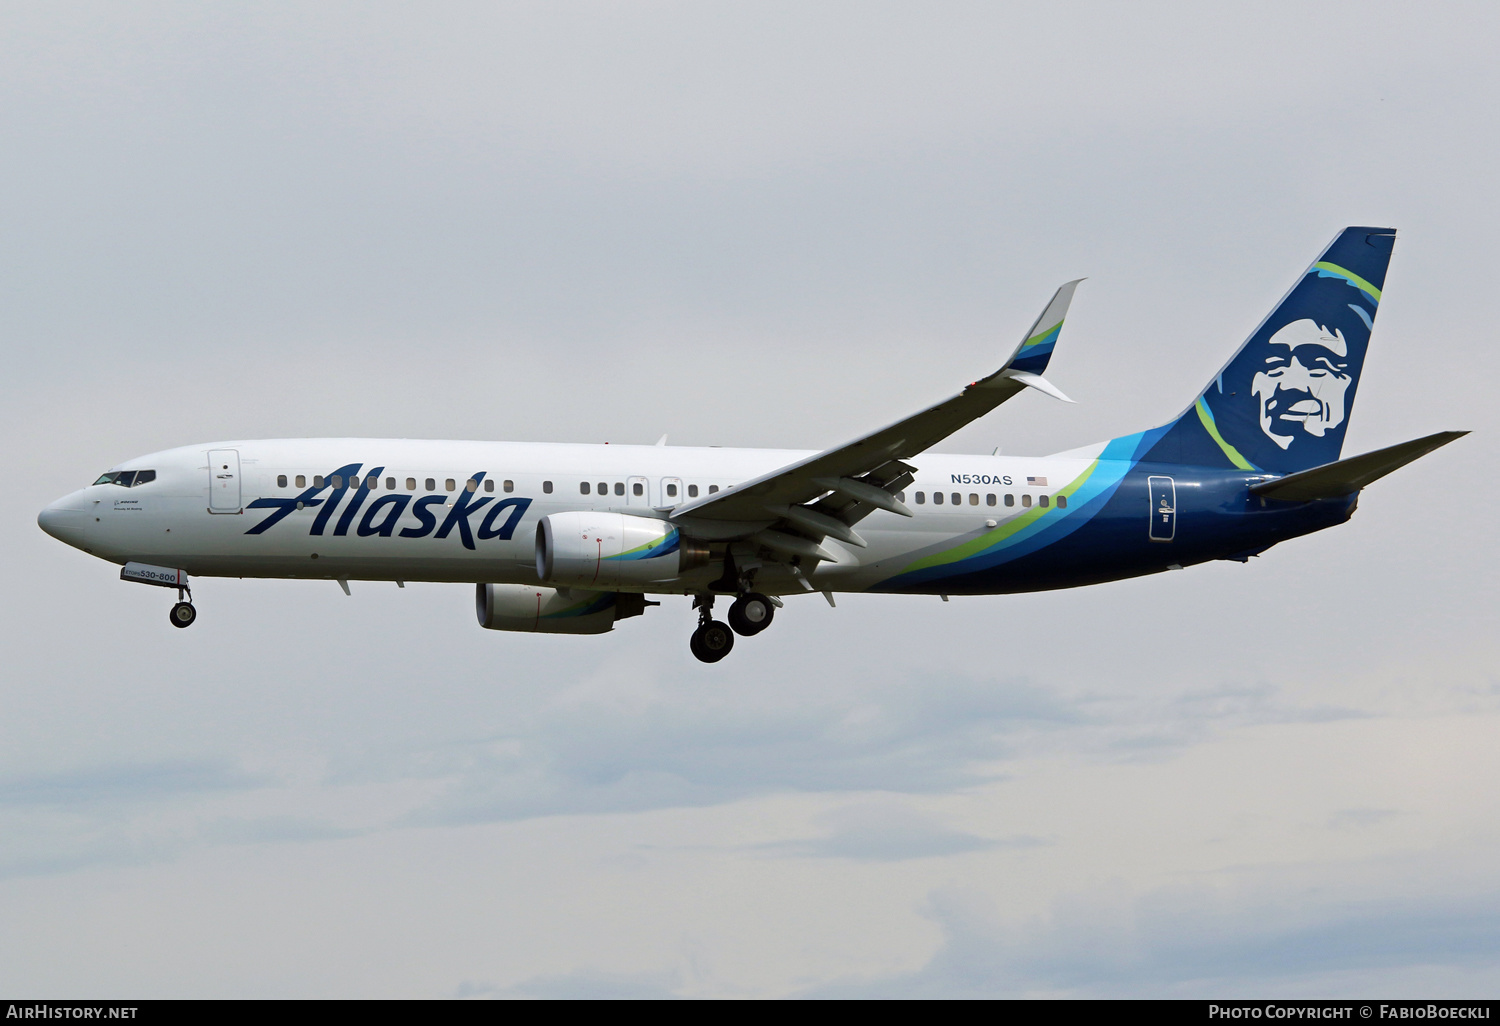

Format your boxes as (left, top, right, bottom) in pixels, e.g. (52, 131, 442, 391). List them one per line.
(39, 438, 1094, 596)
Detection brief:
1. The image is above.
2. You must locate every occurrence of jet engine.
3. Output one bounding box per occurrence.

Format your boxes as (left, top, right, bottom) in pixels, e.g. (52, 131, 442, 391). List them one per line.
(536, 511, 709, 589)
(475, 583, 648, 634)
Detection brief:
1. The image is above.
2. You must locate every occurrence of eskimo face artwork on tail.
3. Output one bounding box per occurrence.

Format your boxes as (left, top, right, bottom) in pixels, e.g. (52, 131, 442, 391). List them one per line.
(1252, 315, 1355, 449)
(1149, 228, 1395, 476)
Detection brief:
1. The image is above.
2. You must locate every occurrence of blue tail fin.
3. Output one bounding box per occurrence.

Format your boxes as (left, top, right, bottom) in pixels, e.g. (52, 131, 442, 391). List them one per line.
(1140, 227, 1396, 474)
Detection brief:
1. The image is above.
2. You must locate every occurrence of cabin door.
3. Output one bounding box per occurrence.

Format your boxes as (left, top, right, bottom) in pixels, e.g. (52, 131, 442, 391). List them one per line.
(1147, 475, 1176, 542)
(208, 449, 242, 514)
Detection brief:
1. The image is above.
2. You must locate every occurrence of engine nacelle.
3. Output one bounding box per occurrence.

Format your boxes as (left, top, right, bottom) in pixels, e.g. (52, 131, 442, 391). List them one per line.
(475, 583, 647, 634)
(536, 511, 709, 589)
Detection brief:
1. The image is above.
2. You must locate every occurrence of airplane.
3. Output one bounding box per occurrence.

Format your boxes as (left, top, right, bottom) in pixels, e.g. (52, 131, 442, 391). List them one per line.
(38, 227, 1466, 662)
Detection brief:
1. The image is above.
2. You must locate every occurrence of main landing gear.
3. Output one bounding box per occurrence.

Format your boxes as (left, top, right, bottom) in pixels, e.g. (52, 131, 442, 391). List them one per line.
(728, 593, 774, 636)
(689, 595, 734, 663)
(689, 592, 777, 663)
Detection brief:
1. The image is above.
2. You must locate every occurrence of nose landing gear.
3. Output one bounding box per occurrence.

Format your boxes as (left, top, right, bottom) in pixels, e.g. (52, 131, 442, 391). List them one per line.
(120, 562, 198, 629)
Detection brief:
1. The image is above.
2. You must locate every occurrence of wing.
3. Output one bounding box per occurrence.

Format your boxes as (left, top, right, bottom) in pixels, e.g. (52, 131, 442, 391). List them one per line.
(670, 280, 1083, 561)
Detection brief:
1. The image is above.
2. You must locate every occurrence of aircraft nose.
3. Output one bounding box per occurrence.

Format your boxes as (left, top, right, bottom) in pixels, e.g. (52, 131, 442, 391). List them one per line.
(38, 495, 89, 549)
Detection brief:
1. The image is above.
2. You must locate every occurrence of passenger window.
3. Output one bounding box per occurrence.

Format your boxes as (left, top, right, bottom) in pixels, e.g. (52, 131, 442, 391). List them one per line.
(1022, 494, 1032, 508)
(580, 482, 591, 495)
(633, 482, 643, 497)
(366, 476, 377, 490)
(425, 478, 435, 491)
(296, 475, 306, 488)
(443, 479, 454, 492)
(465, 479, 478, 493)
(543, 481, 553, 494)
(1039, 494, 1050, 508)
(666, 483, 678, 498)
(1056, 494, 1068, 509)
(331, 475, 343, 489)
(933, 492, 943, 505)
(986, 494, 996, 506)
(314, 476, 325, 488)
(504, 480, 514, 493)
(277, 475, 288, 488)
(386, 477, 395, 490)
(614, 482, 624, 496)
(484, 479, 494, 493)
(406, 478, 415, 490)
(969, 494, 979, 505)
(896, 491, 905, 502)
(1004, 494, 1014, 507)
(709, 485, 719, 494)
(688, 485, 699, 498)
(915, 491, 926, 504)
(134, 470, 155, 486)
(951, 492, 961, 505)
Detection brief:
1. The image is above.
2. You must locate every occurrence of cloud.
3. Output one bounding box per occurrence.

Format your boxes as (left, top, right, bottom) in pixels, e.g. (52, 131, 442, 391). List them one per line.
(0, 762, 344, 881)
(807, 877, 1500, 998)
(387, 671, 1083, 826)
(0, 759, 266, 808)
(460, 967, 684, 1000)
(752, 800, 1045, 862)
(1328, 808, 1401, 830)
(196, 815, 364, 846)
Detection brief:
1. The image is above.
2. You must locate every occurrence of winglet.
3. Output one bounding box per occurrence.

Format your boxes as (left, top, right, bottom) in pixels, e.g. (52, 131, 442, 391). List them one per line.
(1002, 279, 1084, 376)
(1004, 369, 1075, 404)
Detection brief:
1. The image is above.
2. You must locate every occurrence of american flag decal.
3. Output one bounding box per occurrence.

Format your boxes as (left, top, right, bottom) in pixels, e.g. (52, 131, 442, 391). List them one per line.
(1027, 476, 1048, 487)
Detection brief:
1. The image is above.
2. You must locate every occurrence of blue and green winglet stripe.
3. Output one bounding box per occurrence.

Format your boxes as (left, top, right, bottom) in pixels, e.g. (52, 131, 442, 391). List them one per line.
(1007, 321, 1063, 375)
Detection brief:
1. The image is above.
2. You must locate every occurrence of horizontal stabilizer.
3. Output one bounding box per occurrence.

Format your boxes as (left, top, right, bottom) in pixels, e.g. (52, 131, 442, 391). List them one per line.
(1250, 430, 1468, 501)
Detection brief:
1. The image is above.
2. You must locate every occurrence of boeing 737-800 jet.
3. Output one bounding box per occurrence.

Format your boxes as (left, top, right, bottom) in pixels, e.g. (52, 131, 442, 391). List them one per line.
(39, 227, 1465, 662)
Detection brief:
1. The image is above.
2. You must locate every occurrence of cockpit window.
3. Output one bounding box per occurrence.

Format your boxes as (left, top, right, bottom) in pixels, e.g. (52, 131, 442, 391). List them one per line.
(92, 470, 156, 488)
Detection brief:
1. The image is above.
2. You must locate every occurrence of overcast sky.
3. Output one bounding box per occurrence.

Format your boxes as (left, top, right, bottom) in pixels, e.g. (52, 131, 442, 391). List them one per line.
(3, 1, 1498, 998)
